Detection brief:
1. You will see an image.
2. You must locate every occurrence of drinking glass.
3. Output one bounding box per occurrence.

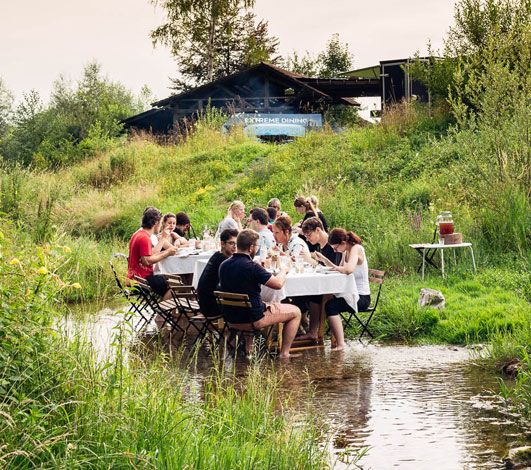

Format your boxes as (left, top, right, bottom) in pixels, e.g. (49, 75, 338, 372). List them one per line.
(295, 256, 304, 274)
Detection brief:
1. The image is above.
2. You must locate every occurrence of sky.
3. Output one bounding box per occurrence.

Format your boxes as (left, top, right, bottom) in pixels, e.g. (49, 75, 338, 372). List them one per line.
(0, 0, 457, 104)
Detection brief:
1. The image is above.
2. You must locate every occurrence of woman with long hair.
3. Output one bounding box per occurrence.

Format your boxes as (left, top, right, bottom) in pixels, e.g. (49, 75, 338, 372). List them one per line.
(313, 228, 371, 351)
(293, 196, 329, 233)
(215, 200, 245, 238)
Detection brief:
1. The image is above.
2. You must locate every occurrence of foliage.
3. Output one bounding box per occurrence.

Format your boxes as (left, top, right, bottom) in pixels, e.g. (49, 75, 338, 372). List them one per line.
(151, 0, 280, 90)
(345, 269, 531, 344)
(316, 33, 354, 78)
(284, 33, 354, 78)
(0, 77, 13, 139)
(0, 223, 328, 468)
(0, 63, 144, 168)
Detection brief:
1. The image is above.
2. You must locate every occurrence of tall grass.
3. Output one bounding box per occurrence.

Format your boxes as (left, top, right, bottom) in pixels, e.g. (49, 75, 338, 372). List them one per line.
(0, 224, 329, 468)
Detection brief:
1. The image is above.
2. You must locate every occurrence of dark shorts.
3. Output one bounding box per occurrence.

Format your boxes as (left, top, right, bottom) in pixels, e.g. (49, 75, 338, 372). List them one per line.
(325, 295, 371, 317)
(146, 274, 170, 297)
(285, 295, 323, 314)
(197, 294, 222, 318)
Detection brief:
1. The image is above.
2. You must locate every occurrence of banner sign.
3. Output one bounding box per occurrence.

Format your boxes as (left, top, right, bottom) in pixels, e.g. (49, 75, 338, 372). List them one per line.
(223, 113, 322, 138)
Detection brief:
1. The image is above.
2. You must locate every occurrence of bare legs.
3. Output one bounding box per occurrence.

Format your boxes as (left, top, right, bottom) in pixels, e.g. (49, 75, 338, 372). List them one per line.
(327, 315, 346, 351)
(279, 310, 301, 358)
(296, 302, 321, 341)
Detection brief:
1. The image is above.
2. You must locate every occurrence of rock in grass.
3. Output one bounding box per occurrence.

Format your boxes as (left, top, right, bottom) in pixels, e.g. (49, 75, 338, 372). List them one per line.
(503, 446, 531, 468)
(501, 358, 522, 378)
(418, 288, 445, 309)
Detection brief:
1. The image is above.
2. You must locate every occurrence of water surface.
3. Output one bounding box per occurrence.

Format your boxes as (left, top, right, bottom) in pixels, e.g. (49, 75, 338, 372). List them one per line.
(68, 309, 530, 469)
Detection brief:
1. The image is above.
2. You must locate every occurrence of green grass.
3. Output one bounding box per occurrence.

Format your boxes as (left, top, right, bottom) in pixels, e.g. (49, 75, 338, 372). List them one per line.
(0, 228, 329, 469)
(345, 268, 530, 344)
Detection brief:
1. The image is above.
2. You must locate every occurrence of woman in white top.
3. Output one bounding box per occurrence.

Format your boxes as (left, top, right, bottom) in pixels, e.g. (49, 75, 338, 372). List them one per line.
(271, 215, 310, 259)
(215, 200, 245, 238)
(314, 228, 371, 351)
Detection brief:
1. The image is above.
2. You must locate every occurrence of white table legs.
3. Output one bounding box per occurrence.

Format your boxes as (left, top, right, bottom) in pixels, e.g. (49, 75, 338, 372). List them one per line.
(468, 246, 477, 273)
(440, 249, 445, 278)
(422, 248, 427, 280)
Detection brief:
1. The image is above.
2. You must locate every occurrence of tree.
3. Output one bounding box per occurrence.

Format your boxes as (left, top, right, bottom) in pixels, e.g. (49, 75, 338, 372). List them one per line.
(0, 78, 14, 139)
(283, 51, 319, 76)
(151, 0, 279, 90)
(316, 33, 354, 77)
(1, 63, 145, 168)
(283, 34, 354, 77)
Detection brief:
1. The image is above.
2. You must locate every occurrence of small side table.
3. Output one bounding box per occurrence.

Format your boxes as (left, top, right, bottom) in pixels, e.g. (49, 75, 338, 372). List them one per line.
(409, 242, 477, 279)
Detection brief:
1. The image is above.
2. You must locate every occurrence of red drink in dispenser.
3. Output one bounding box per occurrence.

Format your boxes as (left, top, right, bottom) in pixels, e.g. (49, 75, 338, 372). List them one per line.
(436, 211, 454, 243)
(438, 222, 454, 236)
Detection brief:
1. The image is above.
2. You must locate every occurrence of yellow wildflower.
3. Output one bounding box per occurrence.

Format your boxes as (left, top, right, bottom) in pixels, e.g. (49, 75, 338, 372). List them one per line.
(62, 246, 72, 254)
(71, 282, 82, 289)
(9, 258, 21, 266)
(37, 267, 49, 275)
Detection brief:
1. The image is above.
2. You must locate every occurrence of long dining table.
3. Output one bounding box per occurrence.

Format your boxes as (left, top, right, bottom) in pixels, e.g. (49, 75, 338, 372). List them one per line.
(154, 250, 216, 275)
(192, 259, 358, 348)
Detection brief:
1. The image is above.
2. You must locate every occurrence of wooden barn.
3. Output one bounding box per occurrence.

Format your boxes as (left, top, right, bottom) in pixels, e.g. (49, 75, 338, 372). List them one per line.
(123, 62, 380, 134)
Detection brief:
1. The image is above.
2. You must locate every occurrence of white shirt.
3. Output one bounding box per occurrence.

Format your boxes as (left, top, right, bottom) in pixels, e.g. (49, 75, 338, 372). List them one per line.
(286, 234, 309, 257)
(256, 227, 275, 257)
(353, 245, 370, 295)
(215, 216, 238, 239)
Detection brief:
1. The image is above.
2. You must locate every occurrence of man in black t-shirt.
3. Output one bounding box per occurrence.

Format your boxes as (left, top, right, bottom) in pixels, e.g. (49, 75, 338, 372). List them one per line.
(218, 229, 301, 359)
(196, 228, 238, 317)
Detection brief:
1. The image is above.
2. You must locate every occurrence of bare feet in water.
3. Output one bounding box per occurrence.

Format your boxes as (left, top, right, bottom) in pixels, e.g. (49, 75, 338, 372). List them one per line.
(331, 344, 345, 351)
(279, 352, 303, 359)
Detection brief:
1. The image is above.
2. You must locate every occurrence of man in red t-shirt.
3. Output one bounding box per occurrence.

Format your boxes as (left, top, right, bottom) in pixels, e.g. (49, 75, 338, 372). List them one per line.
(127, 207, 177, 300)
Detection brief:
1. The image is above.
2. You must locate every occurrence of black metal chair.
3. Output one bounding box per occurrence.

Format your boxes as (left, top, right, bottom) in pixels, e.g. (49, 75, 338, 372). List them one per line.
(340, 269, 385, 340)
(133, 275, 186, 336)
(109, 253, 153, 331)
(164, 279, 206, 341)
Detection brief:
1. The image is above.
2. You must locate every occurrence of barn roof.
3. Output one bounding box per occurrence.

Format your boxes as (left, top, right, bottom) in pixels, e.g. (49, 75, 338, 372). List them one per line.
(151, 62, 356, 108)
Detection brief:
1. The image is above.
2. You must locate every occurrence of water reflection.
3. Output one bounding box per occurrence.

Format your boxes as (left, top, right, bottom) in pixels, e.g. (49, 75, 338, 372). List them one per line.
(69, 309, 530, 470)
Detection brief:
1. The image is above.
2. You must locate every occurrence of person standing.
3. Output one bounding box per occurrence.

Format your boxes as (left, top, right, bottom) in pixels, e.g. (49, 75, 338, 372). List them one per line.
(218, 229, 301, 359)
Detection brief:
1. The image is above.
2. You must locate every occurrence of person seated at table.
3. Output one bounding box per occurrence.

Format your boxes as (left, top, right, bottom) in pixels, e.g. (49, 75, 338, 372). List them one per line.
(268, 198, 288, 218)
(249, 207, 275, 258)
(293, 196, 329, 233)
(295, 217, 341, 342)
(196, 229, 238, 318)
(157, 213, 183, 247)
(272, 215, 310, 258)
(267, 207, 277, 230)
(127, 207, 177, 301)
(174, 211, 195, 241)
(314, 228, 371, 351)
(310, 195, 328, 226)
(215, 200, 245, 238)
(218, 229, 301, 359)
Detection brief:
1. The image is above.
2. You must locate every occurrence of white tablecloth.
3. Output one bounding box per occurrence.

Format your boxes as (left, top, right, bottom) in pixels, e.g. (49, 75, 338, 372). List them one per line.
(191, 260, 359, 311)
(155, 251, 214, 275)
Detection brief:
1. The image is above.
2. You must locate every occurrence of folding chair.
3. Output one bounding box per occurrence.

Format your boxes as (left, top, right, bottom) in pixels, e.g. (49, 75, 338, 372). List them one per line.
(164, 279, 206, 341)
(109, 253, 153, 331)
(133, 275, 186, 335)
(340, 269, 385, 341)
(214, 291, 282, 355)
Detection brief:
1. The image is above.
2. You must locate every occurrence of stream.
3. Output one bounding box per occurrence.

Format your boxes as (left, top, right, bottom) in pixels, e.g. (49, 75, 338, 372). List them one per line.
(65, 307, 530, 469)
